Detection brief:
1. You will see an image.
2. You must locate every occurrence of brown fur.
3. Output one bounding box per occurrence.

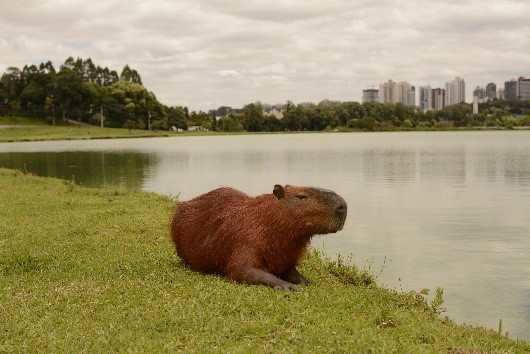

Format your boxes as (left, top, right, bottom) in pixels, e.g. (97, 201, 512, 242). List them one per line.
(170, 184, 347, 290)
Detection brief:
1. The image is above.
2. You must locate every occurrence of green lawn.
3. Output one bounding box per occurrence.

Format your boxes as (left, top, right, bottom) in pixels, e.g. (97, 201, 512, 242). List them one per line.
(0, 125, 177, 142)
(0, 168, 528, 352)
(0, 115, 50, 126)
(0, 116, 176, 142)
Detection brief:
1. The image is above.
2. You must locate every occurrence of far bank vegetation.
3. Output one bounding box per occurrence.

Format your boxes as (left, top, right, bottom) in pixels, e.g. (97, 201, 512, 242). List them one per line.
(2, 57, 530, 132)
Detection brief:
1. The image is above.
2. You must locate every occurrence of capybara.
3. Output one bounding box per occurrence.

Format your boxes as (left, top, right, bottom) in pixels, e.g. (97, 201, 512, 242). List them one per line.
(170, 184, 347, 291)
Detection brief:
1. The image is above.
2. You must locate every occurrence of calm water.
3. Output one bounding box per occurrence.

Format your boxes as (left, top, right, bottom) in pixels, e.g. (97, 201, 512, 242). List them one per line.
(1, 131, 530, 340)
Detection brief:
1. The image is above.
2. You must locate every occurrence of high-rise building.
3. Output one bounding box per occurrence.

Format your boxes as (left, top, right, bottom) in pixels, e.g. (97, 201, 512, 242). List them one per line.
(486, 83, 497, 100)
(405, 85, 416, 107)
(379, 80, 415, 106)
(497, 88, 505, 100)
(419, 86, 432, 112)
(379, 80, 398, 104)
(432, 88, 446, 110)
(473, 86, 486, 100)
(445, 76, 466, 105)
(362, 89, 379, 103)
(516, 76, 530, 100)
(505, 80, 517, 100)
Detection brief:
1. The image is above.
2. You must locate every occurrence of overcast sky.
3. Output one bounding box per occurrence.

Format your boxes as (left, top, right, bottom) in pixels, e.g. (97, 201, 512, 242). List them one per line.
(1, 0, 529, 111)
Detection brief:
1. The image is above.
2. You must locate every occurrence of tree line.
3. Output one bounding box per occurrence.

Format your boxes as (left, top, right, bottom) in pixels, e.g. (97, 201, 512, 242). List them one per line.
(0, 57, 173, 129)
(215, 99, 530, 132)
(2, 57, 530, 131)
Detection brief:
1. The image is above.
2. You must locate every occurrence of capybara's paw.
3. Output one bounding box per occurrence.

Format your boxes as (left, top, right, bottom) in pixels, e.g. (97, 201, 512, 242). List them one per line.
(297, 276, 309, 286)
(274, 282, 301, 291)
(281, 267, 310, 286)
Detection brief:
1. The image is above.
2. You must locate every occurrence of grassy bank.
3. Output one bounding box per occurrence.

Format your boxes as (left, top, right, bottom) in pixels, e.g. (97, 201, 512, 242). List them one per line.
(3, 115, 529, 143)
(0, 119, 176, 142)
(1, 168, 528, 353)
(0, 116, 235, 142)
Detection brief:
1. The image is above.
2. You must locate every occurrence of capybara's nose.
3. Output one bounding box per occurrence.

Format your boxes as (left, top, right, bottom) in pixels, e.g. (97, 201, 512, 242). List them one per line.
(336, 202, 347, 216)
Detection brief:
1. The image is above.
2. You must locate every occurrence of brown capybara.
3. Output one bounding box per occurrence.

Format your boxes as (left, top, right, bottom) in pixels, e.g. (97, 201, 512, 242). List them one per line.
(170, 184, 347, 291)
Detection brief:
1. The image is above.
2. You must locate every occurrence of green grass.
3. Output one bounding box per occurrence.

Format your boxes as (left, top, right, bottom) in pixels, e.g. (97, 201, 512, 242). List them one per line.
(0, 118, 176, 142)
(0, 115, 50, 126)
(1, 168, 529, 353)
(0, 125, 177, 142)
(0, 115, 245, 142)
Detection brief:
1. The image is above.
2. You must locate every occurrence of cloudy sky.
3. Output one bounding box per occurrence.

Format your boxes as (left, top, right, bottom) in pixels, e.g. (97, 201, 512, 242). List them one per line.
(1, 0, 529, 111)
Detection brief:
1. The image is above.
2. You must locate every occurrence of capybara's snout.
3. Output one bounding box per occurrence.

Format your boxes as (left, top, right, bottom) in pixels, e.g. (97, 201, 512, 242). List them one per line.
(330, 195, 348, 232)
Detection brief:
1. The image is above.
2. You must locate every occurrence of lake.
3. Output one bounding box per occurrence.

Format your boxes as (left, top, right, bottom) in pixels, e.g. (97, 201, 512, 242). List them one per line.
(1, 131, 529, 340)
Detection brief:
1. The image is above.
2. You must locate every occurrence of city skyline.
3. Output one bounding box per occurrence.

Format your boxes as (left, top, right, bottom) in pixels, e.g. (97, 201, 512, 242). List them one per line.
(362, 75, 529, 110)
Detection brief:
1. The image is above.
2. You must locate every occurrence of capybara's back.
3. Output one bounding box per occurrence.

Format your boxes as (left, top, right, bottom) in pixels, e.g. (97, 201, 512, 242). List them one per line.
(171, 187, 248, 273)
(170, 184, 347, 291)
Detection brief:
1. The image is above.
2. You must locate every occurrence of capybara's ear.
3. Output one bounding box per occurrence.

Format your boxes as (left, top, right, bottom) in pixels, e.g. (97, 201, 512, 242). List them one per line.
(273, 184, 285, 199)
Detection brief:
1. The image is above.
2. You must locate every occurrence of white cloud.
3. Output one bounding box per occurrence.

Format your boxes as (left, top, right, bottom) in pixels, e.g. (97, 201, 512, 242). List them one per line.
(215, 69, 241, 77)
(1, 0, 529, 111)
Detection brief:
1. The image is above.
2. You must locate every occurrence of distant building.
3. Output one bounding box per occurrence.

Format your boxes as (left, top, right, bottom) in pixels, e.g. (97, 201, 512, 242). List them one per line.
(379, 80, 415, 106)
(263, 107, 283, 119)
(497, 87, 505, 100)
(445, 76, 466, 105)
(405, 85, 416, 107)
(419, 86, 432, 112)
(432, 88, 446, 110)
(362, 89, 379, 103)
(486, 82, 497, 100)
(209, 106, 235, 120)
(505, 80, 517, 100)
(516, 76, 530, 100)
(380, 80, 398, 104)
(473, 86, 486, 101)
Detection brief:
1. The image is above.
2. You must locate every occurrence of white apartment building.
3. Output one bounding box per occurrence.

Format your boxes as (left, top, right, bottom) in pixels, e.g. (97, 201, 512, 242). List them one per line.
(379, 80, 415, 106)
(445, 76, 466, 105)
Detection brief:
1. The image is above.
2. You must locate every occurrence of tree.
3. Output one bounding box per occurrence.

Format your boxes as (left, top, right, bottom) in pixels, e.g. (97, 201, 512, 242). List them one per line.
(106, 81, 153, 128)
(85, 82, 112, 127)
(263, 115, 285, 131)
(51, 68, 88, 122)
(20, 67, 53, 113)
(217, 114, 244, 132)
(167, 106, 188, 131)
(189, 111, 213, 130)
(242, 102, 264, 132)
(0, 82, 6, 107)
(1, 67, 22, 103)
(120, 65, 142, 84)
(341, 101, 365, 122)
(39, 61, 56, 75)
(283, 101, 308, 131)
(20, 80, 46, 112)
(442, 103, 472, 127)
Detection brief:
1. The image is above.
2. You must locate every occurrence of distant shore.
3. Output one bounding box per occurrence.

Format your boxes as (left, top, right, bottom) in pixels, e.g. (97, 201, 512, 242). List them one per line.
(1, 117, 529, 143)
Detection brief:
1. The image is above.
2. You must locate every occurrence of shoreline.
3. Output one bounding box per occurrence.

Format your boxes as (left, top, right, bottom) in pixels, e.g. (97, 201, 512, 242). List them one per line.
(1, 123, 529, 144)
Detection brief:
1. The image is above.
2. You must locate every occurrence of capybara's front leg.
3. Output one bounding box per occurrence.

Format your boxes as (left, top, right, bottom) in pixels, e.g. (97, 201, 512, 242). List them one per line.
(231, 267, 301, 291)
(281, 267, 309, 286)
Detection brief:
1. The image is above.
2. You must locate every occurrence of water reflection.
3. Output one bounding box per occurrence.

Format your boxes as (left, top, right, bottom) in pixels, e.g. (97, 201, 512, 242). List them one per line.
(1, 132, 530, 340)
(0, 151, 155, 189)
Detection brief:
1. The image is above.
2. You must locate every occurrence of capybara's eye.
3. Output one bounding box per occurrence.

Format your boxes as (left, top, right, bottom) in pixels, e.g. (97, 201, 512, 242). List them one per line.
(296, 194, 308, 200)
